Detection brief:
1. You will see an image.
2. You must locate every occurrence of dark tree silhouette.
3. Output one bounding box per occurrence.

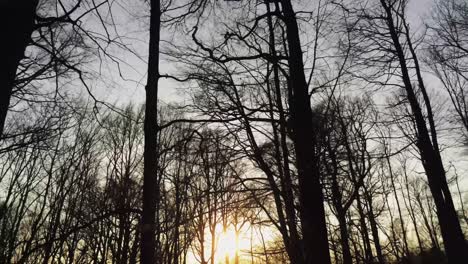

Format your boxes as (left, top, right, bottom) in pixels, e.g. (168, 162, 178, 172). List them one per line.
(0, 0, 39, 137)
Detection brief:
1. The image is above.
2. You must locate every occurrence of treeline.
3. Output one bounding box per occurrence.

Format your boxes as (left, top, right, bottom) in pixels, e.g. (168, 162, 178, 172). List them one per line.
(1, 0, 468, 264)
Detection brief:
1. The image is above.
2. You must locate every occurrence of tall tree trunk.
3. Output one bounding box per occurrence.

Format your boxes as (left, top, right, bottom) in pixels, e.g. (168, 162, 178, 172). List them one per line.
(141, 0, 160, 263)
(348, 220, 362, 264)
(454, 172, 468, 227)
(337, 207, 352, 264)
(386, 155, 409, 257)
(265, 1, 302, 262)
(130, 228, 139, 264)
(402, 166, 424, 253)
(426, 190, 442, 251)
(416, 191, 439, 250)
(382, 181, 401, 261)
(279, 1, 331, 263)
(380, 1, 468, 261)
(363, 187, 384, 264)
(0, 0, 38, 137)
(356, 193, 373, 263)
(328, 156, 352, 264)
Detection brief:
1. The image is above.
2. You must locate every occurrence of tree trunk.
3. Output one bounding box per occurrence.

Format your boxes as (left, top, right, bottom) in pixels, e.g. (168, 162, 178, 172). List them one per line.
(356, 193, 373, 263)
(141, 0, 160, 263)
(416, 191, 439, 250)
(0, 0, 38, 137)
(279, 1, 331, 263)
(363, 190, 384, 264)
(265, 1, 303, 262)
(337, 208, 352, 264)
(386, 155, 409, 257)
(403, 167, 424, 253)
(383, 181, 401, 261)
(380, 1, 468, 261)
(330, 166, 352, 264)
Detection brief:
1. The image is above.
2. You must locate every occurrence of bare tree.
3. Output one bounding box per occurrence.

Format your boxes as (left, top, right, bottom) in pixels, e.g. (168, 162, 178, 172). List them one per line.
(141, 0, 160, 262)
(342, 0, 468, 261)
(428, 0, 468, 141)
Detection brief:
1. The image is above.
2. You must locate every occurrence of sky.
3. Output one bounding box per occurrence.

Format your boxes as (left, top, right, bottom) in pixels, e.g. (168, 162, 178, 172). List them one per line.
(86, 0, 468, 170)
(77, 0, 468, 178)
(83, 0, 468, 155)
(75, 1, 467, 262)
(87, 0, 436, 107)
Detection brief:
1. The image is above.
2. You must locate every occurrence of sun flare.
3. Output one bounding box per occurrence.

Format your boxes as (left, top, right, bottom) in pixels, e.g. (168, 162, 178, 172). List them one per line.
(216, 228, 239, 260)
(185, 221, 278, 264)
(186, 223, 257, 264)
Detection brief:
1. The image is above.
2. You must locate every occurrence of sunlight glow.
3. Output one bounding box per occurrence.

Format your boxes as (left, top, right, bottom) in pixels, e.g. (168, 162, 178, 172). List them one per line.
(186, 222, 278, 264)
(184, 217, 280, 264)
(216, 228, 239, 261)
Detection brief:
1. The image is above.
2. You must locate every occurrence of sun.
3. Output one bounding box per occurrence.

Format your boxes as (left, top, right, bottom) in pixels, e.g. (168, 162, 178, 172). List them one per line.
(216, 228, 238, 261)
(186, 221, 277, 263)
(213, 223, 254, 263)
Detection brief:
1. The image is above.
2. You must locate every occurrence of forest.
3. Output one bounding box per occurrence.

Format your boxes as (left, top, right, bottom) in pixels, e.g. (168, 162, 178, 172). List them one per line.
(1, 0, 468, 263)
